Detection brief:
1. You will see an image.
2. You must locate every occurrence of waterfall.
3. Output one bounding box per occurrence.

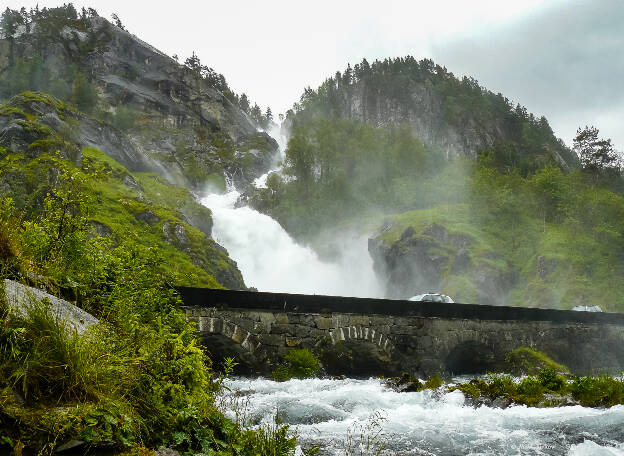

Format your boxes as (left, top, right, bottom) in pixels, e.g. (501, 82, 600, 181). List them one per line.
(199, 125, 383, 297)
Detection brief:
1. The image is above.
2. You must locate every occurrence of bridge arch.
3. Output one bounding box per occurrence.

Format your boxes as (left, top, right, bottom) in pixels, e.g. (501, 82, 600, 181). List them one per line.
(443, 339, 498, 375)
(197, 315, 263, 357)
(328, 325, 395, 356)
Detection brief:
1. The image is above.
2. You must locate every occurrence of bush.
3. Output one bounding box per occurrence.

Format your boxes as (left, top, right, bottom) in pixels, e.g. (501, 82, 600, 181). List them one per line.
(272, 349, 321, 381)
(570, 375, 624, 407)
(111, 105, 137, 131)
(537, 367, 566, 392)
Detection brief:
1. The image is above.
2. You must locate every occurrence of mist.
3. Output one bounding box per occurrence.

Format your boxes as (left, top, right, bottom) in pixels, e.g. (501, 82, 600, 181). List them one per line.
(199, 123, 385, 298)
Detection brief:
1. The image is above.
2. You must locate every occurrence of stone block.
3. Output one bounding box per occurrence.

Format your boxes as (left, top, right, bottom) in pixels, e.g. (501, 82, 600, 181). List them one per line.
(259, 334, 284, 347)
(270, 324, 294, 335)
(315, 316, 332, 330)
(274, 313, 289, 324)
(370, 316, 389, 326)
(245, 311, 264, 322)
(232, 317, 254, 332)
(292, 324, 312, 337)
(231, 326, 248, 344)
(286, 337, 302, 347)
(199, 317, 223, 334)
(331, 314, 350, 328)
(253, 321, 268, 333)
(350, 315, 370, 326)
(259, 313, 276, 325)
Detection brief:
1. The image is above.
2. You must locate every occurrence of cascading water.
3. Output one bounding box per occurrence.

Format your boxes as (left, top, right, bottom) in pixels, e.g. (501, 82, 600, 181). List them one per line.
(219, 377, 624, 456)
(199, 126, 383, 297)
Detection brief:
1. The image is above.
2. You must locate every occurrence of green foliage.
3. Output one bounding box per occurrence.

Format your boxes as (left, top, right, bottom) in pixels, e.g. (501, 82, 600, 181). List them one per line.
(111, 105, 137, 131)
(0, 161, 294, 453)
(570, 375, 624, 407)
(272, 349, 321, 381)
(251, 118, 433, 238)
(423, 375, 443, 389)
(456, 369, 624, 408)
(71, 72, 98, 114)
(504, 347, 569, 376)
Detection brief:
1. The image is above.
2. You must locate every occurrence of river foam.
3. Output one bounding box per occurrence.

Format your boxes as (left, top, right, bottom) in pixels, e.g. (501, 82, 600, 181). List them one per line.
(218, 377, 624, 456)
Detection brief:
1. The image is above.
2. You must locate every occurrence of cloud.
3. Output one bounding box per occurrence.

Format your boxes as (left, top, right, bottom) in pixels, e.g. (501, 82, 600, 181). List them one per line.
(430, 0, 624, 147)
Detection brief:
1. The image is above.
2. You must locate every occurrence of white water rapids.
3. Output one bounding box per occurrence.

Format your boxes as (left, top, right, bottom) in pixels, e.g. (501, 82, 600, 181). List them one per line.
(219, 377, 624, 456)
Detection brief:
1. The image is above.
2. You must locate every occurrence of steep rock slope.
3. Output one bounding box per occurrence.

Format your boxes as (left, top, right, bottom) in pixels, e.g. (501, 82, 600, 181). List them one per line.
(289, 57, 577, 171)
(0, 8, 277, 189)
(0, 92, 246, 290)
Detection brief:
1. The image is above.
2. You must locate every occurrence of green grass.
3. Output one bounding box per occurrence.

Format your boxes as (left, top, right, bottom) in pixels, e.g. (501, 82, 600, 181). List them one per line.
(272, 349, 322, 381)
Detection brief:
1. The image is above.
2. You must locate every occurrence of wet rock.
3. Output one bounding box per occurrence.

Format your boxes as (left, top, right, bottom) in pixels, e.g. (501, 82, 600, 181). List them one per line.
(400, 226, 415, 241)
(162, 221, 188, 248)
(3, 279, 98, 334)
(121, 173, 142, 191)
(39, 112, 65, 131)
(89, 220, 113, 237)
(155, 448, 180, 456)
(135, 209, 160, 225)
(452, 248, 471, 273)
(55, 440, 87, 453)
(384, 373, 424, 392)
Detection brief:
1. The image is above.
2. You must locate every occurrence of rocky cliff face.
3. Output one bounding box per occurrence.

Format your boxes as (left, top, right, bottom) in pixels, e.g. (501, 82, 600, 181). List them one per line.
(339, 81, 497, 160)
(368, 222, 513, 306)
(0, 92, 246, 290)
(290, 58, 578, 171)
(0, 15, 278, 189)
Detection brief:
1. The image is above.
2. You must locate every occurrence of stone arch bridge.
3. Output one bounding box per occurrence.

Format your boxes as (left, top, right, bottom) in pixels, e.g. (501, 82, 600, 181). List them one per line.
(178, 287, 624, 376)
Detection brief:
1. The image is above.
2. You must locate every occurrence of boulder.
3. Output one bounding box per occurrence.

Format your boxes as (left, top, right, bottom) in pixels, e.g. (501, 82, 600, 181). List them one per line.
(2, 279, 98, 334)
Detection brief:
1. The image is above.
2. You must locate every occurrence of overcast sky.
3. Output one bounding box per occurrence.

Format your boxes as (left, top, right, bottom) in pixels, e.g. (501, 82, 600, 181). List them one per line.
(5, 0, 623, 148)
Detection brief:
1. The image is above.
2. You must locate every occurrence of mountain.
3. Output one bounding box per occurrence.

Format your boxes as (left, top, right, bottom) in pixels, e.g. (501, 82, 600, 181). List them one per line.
(288, 56, 578, 173)
(249, 57, 624, 311)
(0, 6, 283, 292)
(0, 5, 278, 190)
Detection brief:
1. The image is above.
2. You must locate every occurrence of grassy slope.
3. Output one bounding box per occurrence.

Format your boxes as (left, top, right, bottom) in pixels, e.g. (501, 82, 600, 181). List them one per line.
(377, 201, 624, 311)
(0, 92, 243, 290)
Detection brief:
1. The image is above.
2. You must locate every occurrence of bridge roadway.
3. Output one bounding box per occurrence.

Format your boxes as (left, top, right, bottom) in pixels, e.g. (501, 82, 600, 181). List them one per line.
(178, 287, 624, 376)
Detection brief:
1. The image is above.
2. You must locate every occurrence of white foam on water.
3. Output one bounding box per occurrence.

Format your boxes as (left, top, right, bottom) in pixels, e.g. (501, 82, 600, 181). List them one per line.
(218, 377, 624, 456)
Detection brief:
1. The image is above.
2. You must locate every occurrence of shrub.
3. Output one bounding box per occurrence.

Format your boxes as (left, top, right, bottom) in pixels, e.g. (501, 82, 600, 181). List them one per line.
(537, 367, 566, 392)
(272, 349, 321, 381)
(515, 376, 545, 406)
(570, 375, 624, 407)
(423, 375, 443, 389)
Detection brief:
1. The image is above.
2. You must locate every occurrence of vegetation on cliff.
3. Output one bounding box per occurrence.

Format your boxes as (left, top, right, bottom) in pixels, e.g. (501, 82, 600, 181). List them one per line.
(0, 104, 300, 453)
(0, 92, 245, 291)
(247, 58, 624, 311)
(0, 5, 279, 191)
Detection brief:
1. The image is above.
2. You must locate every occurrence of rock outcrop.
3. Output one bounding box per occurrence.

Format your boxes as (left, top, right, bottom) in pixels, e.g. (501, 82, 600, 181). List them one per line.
(2, 279, 98, 334)
(368, 222, 512, 305)
(0, 15, 279, 190)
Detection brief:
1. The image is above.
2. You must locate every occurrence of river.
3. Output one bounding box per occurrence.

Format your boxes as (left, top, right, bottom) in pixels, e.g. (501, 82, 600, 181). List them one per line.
(218, 376, 624, 456)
